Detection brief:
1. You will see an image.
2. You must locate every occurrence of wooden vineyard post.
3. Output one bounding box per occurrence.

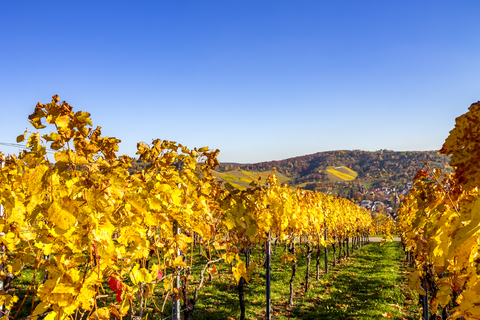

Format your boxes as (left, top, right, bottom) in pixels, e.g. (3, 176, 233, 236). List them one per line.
(172, 160, 183, 320)
(324, 221, 328, 274)
(172, 219, 181, 320)
(346, 237, 350, 257)
(422, 276, 429, 320)
(265, 189, 272, 320)
(266, 228, 271, 320)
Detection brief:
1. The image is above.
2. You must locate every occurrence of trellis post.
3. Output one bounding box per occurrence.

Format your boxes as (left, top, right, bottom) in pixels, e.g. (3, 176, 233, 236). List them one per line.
(324, 221, 328, 274)
(172, 160, 183, 320)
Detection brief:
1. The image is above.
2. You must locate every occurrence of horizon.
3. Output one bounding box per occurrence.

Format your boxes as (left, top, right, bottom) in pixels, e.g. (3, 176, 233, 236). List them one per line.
(218, 148, 445, 165)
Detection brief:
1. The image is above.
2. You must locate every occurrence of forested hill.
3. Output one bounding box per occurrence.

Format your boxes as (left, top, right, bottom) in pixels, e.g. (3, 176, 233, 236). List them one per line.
(217, 150, 451, 189)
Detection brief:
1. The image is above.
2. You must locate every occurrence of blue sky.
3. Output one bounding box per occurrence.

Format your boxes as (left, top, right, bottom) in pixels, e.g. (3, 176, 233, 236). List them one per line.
(1, 1, 479, 163)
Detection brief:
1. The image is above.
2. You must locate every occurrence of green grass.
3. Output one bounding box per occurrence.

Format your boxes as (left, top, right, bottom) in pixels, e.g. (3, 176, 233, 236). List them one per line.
(282, 242, 420, 320)
(10, 263, 45, 319)
(9, 241, 419, 320)
(181, 241, 420, 320)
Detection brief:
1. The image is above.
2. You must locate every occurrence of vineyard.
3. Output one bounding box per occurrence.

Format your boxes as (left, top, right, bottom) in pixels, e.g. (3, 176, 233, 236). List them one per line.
(5, 95, 478, 320)
(398, 101, 480, 319)
(0, 96, 402, 320)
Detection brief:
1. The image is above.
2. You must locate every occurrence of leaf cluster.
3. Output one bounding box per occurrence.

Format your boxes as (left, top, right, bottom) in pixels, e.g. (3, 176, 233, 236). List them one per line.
(0, 95, 374, 320)
(398, 101, 480, 319)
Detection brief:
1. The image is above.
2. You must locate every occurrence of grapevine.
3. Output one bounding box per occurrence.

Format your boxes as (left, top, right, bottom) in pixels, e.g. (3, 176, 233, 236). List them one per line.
(398, 102, 480, 319)
(0, 95, 374, 320)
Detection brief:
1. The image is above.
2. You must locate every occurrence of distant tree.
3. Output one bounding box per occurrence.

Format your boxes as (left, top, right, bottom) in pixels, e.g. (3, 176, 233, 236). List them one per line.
(353, 192, 362, 202)
(303, 182, 317, 191)
(364, 194, 373, 201)
(348, 188, 355, 199)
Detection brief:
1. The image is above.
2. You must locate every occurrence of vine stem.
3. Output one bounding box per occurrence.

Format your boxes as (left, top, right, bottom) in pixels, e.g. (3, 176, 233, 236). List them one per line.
(13, 280, 33, 319)
(29, 254, 40, 318)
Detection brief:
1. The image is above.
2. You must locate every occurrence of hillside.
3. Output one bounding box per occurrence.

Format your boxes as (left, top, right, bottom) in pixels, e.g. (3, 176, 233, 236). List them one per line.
(217, 150, 451, 190)
(211, 169, 290, 190)
(129, 150, 451, 194)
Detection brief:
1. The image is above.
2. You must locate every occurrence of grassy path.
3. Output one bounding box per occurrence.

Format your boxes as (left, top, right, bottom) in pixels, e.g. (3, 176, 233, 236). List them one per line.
(281, 241, 420, 319)
(193, 241, 420, 320)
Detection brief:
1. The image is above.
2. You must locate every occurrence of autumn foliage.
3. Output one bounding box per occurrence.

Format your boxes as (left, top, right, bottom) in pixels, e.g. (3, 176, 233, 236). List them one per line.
(399, 101, 480, 319)
(0, 96, 373, 319)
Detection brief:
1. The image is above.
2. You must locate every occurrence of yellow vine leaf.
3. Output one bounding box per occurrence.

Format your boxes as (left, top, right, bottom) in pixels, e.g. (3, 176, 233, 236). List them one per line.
(232, 260, 249, 283)
(44, 311, 58, 320)
(448, 197, 480, 259)
(280, 253, 297, 264)
(89, 307, 110, 320)
(440, 101, 480, 191)
(16, 131, 26, 143)
(172, 256, 186, 268)
(437, 278, 452, 308)
(408, 271, 426, 296)
(31, 302, 50, 320)
(48, 200, 77, 230)
(54, 114, 70, 128)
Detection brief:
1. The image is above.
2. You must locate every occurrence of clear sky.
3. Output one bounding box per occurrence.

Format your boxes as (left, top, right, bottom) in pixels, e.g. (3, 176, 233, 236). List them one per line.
(1, 1, 479, 163)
